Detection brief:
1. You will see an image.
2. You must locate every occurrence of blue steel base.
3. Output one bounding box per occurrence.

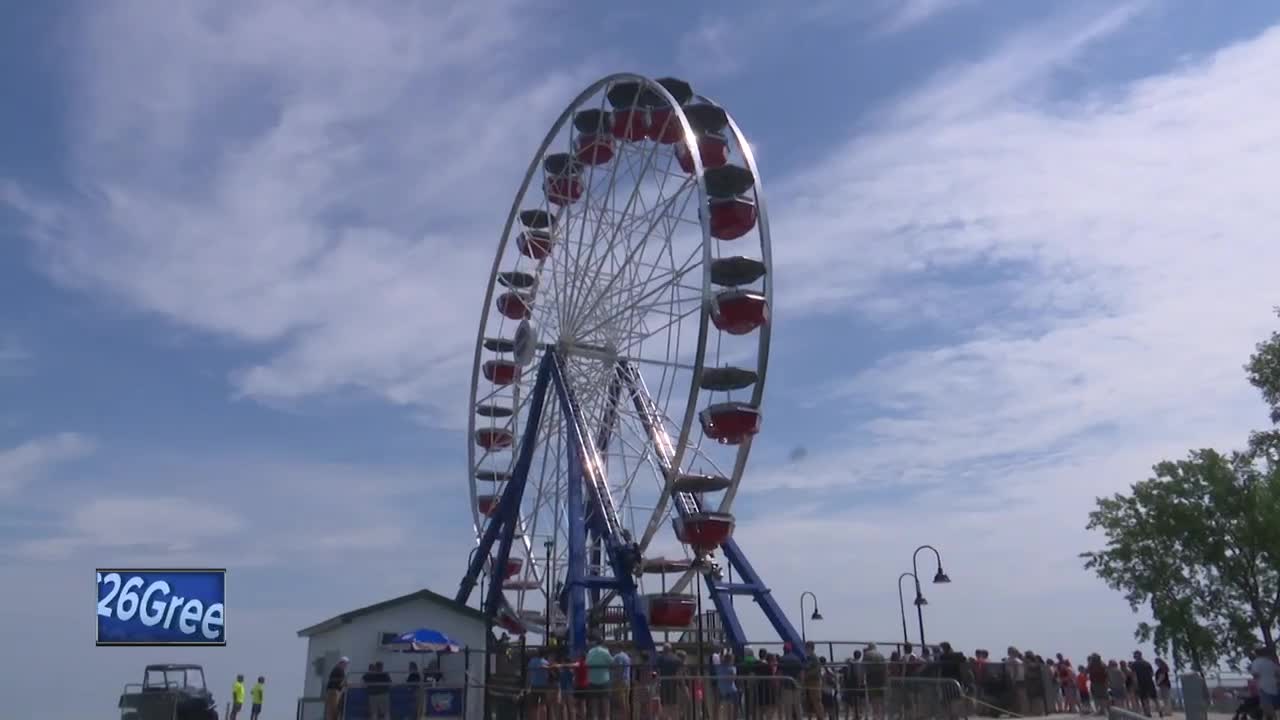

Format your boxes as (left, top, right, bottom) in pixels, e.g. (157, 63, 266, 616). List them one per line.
(618, 361, 804, 657)
(457, 351, 652, 657)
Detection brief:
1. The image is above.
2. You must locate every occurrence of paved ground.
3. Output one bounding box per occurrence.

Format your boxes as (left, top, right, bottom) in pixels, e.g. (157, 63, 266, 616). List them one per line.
(1029, 707, 1228, 712)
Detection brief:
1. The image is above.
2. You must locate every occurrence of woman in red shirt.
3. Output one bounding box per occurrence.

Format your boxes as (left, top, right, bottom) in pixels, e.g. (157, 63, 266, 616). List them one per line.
(1076, 665, 1091, 713)
(573, 655, 590, 718)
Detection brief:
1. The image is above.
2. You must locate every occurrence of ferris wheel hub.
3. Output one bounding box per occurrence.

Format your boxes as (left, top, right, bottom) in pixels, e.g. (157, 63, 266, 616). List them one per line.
(556, 337, 618, 362)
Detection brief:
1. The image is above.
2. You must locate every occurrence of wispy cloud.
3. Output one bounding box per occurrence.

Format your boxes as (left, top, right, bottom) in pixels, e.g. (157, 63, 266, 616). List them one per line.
(721, 8, 1280, 653)
(4, 0, 599, 421)
(5, 451, 462, 568)
(0, 432, 95, 496)
(0, 335, 30, 376)
(873, 0, 977, 36)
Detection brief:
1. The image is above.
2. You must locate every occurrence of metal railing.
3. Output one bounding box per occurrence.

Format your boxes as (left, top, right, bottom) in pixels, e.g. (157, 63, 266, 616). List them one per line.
(885, 677, 968, 720)
(501, 673, 804, 720)
(311, 681, 470, 720)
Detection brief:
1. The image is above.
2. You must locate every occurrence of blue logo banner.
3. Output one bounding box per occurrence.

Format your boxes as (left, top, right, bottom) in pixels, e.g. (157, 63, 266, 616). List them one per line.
(342, 688, 463, 719)
(96, 569, 226, 645)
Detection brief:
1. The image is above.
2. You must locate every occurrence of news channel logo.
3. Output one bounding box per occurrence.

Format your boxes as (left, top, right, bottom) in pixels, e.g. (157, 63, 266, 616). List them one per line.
(96, 568, 226, 646)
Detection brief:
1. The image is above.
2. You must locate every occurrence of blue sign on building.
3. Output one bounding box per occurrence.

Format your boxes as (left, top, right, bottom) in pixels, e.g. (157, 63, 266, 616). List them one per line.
(342, 688, 464, 719)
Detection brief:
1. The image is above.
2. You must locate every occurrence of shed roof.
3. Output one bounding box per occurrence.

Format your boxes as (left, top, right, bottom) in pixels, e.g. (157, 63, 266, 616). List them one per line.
(297, 587, 488, 637)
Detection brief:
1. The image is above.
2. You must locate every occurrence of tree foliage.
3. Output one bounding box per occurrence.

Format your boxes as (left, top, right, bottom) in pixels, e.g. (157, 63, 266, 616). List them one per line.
(1083, 311, 1280, 669)
(1247, 307, 1280, 424)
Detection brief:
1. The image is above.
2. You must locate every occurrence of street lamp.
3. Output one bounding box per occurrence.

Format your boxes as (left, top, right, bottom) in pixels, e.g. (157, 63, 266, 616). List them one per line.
(799, 591, 822, 644)
(543, 540, 554, 648)
(911, 544, 951, 649)
(896, 572, 916, 650)
(468, 547, 488, 613)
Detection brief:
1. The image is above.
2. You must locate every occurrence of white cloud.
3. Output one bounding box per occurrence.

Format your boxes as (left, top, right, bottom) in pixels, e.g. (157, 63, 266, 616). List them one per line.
(710, 3, 1280, 660)
(758, 7, 1280, 487)
(872, 0, 977, 35)
(0, 432, 95, 495)
(4, 0, 600, 421)
(0, 335, 29, 376)
(4, 451, 459, 565)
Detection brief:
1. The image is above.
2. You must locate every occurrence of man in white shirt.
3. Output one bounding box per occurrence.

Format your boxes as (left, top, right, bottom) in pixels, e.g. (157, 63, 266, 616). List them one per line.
(1250, 648, 1280, 720)
(1007, 647, 1027, 715)
(612, 648, 632, 720)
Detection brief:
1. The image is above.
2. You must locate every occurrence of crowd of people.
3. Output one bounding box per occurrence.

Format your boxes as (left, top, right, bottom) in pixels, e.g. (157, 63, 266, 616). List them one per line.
(512, 639, 1280, 720)
(315, 636, 1280, 720)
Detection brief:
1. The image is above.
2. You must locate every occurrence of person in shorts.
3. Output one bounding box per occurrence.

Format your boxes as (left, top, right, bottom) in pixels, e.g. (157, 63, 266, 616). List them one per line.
(1154, 658, 1172, 716)
(573, 653, 590, 717)
(324, 657, 349, 720)
(230, 674, 246, 720)
(656, 645, 683, 719)
(249, 677, 265, 720)
(612, 647, 633, 720)
(365, 661, 391, 720)
(1250, 648, 1280, 720)
(525, 648, 550, 720)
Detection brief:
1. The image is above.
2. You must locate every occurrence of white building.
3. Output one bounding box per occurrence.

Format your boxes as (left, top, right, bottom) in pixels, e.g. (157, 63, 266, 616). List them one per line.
(297, 588, 489, 720)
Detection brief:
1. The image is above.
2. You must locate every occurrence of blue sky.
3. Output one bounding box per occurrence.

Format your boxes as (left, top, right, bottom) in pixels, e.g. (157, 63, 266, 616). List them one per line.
(4, 0, 1280, 716)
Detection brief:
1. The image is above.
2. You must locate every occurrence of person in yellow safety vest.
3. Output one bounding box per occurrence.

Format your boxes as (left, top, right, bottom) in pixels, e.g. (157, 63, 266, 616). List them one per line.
(250, 677, 265, 720)
(230, 675, 246, 720)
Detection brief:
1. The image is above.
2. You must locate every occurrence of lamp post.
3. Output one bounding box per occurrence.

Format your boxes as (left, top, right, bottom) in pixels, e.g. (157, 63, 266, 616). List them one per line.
(896, 572, 916, 651)
(910, 544, 951, 649)
(468, 547, 488, 613)
(799, 591, 823, 644)
(544, 540, 554, 648)
(467, 545, 493, 720)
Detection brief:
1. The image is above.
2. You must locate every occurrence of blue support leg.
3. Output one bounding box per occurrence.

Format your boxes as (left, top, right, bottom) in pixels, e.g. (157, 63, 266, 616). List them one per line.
(456, 352, 553, 617)
(587, 372, 622, 620)
(618, 361, 803, 654)
(548, 353, 655, 655)
(703, 572, 748, 657)
(563, 400, 589, 656)
(718, 537, 804, 651)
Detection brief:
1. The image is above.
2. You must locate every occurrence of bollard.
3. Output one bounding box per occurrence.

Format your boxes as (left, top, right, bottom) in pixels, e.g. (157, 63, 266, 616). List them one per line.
(1178, 673, 1208, 720)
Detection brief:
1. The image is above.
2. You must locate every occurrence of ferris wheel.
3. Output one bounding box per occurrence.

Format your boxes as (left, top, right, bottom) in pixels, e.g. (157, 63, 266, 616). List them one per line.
(455, 73, 801, 656)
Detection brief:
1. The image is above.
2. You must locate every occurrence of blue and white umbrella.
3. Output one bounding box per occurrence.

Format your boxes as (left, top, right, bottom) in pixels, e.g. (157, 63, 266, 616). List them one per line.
(388, 628, 462, 653)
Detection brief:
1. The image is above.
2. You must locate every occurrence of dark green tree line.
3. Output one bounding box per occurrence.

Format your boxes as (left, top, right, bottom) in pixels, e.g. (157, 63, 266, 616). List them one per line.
(1083, 308, 1280, 670)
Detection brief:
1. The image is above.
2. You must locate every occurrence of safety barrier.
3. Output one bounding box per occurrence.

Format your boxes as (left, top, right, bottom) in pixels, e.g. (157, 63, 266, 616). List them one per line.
(296, 696, 325, 720)
(303, 682, 470, 720)
(307, 652, 1190, 720)
(885, 677, 968, 720)
(498, 673, 803, 720)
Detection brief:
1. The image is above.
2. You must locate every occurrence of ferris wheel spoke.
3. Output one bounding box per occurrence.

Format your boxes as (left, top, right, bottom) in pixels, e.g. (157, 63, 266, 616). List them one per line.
(561, 113, 632, 333)
(569, 176, 696, 331)
(561, 133, 660, 327)
(565, 142, 692, 327)
(573, 179, 696, 335)
(570, 258, 700, 343)
(608, 413, 670, 517)
(583, 294, 705, 360)
(623, 180, 701, 314)
(522, 400, 563, 559)
(577, 233, 702, 340)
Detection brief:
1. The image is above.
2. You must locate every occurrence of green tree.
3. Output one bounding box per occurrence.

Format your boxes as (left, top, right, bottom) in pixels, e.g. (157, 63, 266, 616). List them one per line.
(1247, 307, 1280, 425)
(1083, 313, 1280, 667)
(1247, 307, 1280, 459)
